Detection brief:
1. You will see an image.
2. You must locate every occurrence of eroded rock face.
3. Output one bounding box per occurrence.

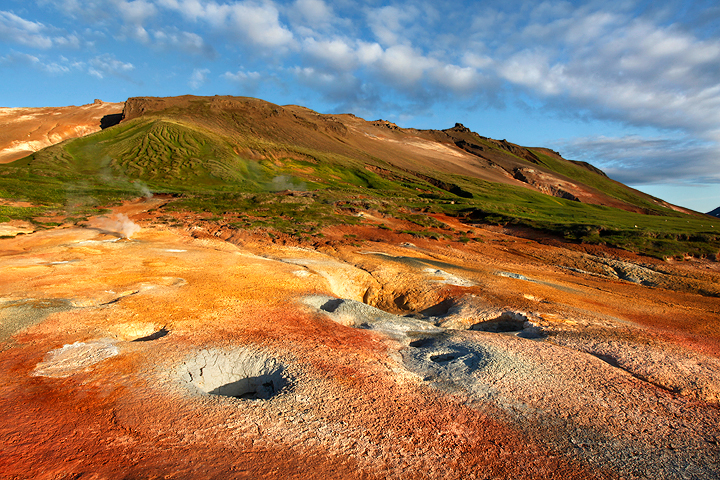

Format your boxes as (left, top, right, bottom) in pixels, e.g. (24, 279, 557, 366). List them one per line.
(1, 201, 720, 479)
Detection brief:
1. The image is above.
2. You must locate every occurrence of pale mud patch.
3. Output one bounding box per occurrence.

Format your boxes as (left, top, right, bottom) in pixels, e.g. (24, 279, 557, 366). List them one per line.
(304, 295, 443, 340)
(32, 339, 119, 378)
(106, 322, 167, 341)
(422, 268, 474, 286)
(422, 295, 544, 338)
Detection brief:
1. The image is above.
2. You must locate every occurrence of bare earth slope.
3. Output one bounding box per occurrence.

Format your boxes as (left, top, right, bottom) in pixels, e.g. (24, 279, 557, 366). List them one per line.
(0, 100, 123, 163)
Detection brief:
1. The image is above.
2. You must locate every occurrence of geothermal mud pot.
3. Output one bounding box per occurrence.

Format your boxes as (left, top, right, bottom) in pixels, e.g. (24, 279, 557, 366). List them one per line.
(1, 200, 720, 479)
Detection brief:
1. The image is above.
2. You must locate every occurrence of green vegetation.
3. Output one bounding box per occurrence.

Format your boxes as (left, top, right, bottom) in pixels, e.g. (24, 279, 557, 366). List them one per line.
(1, 106, 717, 260)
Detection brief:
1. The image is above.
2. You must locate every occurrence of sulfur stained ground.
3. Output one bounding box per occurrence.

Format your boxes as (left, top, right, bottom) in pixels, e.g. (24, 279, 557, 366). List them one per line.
(0, 198, 719, 479)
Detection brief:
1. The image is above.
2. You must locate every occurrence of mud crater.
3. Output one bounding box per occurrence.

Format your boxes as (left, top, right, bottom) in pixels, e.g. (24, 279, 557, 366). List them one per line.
(132, 327, 169, 342)
(470, 312, 526, 333)
(179, 348, 290, 400)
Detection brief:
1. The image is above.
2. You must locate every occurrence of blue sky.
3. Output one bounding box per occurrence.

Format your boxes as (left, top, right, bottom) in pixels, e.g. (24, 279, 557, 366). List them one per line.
(2, 0, 719, 213)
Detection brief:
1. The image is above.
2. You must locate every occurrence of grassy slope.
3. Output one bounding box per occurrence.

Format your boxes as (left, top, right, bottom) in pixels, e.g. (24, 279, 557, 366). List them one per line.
(0, 100, 718, 259)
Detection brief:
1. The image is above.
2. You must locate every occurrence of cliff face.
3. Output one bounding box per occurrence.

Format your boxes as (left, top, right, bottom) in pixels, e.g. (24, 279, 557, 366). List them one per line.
(0, 100, 123, 163)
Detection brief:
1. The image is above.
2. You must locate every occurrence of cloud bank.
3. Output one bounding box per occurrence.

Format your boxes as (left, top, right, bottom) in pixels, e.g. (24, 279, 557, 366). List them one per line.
(2, 0, 719, 206)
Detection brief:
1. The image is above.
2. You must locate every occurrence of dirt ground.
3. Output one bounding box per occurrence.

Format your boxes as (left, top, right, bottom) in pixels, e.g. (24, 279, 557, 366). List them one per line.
(1, 197, 719, 479)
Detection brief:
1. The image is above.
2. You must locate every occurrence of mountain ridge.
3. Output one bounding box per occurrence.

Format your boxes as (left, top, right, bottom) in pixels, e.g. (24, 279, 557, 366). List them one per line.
(0, 94, 717, 259)
(116, 95, 680, 215)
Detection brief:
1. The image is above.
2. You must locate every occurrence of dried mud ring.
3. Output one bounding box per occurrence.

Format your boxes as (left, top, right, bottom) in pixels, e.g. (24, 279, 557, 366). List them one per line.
(178, 348, 291, 400)
(32, 339, 119, 378)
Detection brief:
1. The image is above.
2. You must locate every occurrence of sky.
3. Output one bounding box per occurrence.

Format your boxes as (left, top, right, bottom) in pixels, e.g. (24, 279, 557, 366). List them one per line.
(1, 0, 719, 213)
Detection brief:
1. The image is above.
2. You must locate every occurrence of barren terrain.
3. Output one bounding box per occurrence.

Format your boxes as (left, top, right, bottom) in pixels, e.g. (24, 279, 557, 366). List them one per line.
(1, 197, 719, 479)
(0, 100, 123, 163)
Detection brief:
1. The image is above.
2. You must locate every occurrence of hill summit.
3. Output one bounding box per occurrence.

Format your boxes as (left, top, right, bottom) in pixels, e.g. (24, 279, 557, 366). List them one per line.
(113, 95, 666, 214)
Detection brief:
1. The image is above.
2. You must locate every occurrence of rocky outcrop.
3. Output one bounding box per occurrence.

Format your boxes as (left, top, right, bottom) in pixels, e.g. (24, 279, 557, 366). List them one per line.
(513, 167, 580, 201)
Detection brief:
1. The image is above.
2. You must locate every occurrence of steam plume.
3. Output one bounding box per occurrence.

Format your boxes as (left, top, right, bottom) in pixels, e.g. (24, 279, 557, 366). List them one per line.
(270, 175, 306, 191)
(98, 213, 141, 239)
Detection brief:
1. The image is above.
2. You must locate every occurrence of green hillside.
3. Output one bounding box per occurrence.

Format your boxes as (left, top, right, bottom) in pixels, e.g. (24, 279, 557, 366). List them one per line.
(0, 96, 717, 259)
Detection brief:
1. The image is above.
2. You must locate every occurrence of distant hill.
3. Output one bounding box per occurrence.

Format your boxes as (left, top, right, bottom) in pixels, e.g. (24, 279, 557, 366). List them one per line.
(0, 100, 123, 164)
(709, 207, 720, 218)
(0, 94, 718, 259)
(109, 95, 674, 214)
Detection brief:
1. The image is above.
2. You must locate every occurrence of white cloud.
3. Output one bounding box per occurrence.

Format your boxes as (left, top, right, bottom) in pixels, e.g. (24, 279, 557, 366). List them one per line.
(1, 52, 75, 75)
(294, 0, 333, 24)
(53, 34, 82, 49)
(302, 37, 356, 71)
(152, 29, 215, 56)
(366, 5, 418, 46)
(0, 11, 54, 49)
(291, 66, 362, 102)
(156, 0, 293, 49)
(222, 68, 263, 93)
(39, 0, 112, 22)
(498, 11, 720, 141)
(189, 68, 210, 89)
(227, 2, 294, 48)
(357, 41, 383, 65)
(155, 0, 206, 21)
(555, 134, 720, 186)
(375, 44, 438, 86)
(117, 0, 157, 24)
(462, 52, 493, 70)
(223, 69, 261, 82)
(88, 53, 135, 79)
(428, 64, 480, 94)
